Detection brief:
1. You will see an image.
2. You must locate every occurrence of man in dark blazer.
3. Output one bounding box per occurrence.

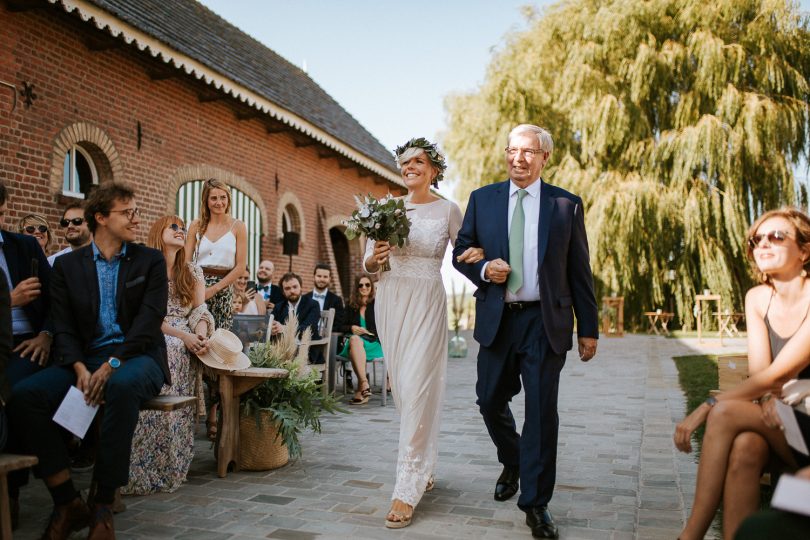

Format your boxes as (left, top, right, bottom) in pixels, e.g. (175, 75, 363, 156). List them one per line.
(302, 263, 344, 331)
(255, 259, 285, 310)
(453, 124, 598, 539)
(0, 182, 54, 385)
(271, 272, 321, 362)
(8, 182, 168, 540)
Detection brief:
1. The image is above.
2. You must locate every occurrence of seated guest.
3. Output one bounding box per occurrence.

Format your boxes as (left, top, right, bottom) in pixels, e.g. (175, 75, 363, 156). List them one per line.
(340, 275, 382, 405)
(255, 259, 284, 311)
(234, 266, 265, 316)
(0, 183, 53, 527)
(123, 216, 214, 495)
(674, 207, 810, 540)
(48, 203, 92, 266)
(18, 213, 51, 256)
(271, 272, 320, 360)
(8, 182, 170, 539)
(302, 263, 344, 330)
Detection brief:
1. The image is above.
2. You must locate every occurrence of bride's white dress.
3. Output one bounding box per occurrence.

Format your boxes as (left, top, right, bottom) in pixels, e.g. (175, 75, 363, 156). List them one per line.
(365, 197, 462, 507)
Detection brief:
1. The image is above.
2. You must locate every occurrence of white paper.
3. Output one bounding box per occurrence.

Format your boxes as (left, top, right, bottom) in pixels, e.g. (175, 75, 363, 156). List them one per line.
(772, 474, 810, 517)
(52, 386, 99, 439)
(775, 399, 809, 456)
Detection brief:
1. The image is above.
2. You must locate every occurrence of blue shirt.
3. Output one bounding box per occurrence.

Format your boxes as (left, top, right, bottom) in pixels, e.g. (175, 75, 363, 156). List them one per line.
(0, 235, 34, 336)
(89, 241, 126, 351)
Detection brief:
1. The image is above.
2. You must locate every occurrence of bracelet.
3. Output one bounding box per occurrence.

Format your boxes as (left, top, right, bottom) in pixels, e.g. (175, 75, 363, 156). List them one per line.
(760, 393, 773, 404)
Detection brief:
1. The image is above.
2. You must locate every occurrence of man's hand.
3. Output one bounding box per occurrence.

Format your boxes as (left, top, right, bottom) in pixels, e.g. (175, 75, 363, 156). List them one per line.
(86, 363, 113, 406)
(265, 300, 275, 311)
(74, 362, 91, 396)
(271, 321, 282, 335)
(10, 277, 41, 307)
(485, 259, 511, 284)
(456, 247, 485, 264)
(577, 337, 597, 362)
(13, 332, 52, 366)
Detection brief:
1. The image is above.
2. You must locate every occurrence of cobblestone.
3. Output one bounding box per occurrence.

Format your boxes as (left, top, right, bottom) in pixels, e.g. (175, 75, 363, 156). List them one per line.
(16, 332, 743, 538)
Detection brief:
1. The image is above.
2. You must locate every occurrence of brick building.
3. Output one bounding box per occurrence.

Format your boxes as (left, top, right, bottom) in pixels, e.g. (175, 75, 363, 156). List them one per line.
(0, 0, 405, 297)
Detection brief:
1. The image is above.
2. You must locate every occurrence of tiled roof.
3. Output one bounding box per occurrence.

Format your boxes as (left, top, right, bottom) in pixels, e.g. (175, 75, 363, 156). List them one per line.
(77, 0, 398, 174)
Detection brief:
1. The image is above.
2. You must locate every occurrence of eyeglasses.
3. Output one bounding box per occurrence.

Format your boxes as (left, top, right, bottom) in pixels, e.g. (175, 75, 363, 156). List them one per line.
(60, 217, 85, 228)
(108, 207, 141, 221)
(505, 147, 545, 159)
(24, 225, 48, 234)
(358, 283, 372, 289)
(748, 230, 791, 250)
(168, 223, 187, 234)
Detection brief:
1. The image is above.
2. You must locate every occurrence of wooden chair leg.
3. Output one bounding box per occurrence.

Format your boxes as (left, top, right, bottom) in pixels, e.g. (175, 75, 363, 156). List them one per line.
(0, 474, 11, 540)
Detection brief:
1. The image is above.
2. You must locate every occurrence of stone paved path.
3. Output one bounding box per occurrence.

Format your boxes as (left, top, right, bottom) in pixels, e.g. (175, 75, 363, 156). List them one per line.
(17, 332, 745, 539)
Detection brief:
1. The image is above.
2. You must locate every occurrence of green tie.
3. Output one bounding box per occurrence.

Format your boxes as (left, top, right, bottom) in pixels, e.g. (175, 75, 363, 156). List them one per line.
(507, 189, 528, 294)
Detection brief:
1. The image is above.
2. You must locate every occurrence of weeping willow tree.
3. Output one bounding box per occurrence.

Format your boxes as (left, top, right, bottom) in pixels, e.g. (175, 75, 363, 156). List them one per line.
(444, 0, 810, 329)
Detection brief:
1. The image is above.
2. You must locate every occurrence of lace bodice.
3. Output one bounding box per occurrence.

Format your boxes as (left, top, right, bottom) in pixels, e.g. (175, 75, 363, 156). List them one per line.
(364, 198, 462, 280)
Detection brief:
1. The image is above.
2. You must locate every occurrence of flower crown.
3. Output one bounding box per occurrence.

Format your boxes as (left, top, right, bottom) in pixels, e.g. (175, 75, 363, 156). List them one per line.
(394, 137, 447, 184)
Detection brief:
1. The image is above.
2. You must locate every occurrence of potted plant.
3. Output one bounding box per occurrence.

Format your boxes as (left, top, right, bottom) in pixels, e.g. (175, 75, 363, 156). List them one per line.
(239, 312, 343, 469)
(448, 281, 468, 358)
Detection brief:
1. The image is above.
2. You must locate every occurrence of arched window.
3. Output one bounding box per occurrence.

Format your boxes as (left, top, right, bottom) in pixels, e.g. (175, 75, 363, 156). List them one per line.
(176, 180, 263, 277)
(62, 145, 99, 198)
(282, 204, 301, 235)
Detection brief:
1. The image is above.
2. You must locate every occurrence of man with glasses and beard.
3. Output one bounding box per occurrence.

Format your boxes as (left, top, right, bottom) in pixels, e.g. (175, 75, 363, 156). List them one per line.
(48, 202, 92, 266)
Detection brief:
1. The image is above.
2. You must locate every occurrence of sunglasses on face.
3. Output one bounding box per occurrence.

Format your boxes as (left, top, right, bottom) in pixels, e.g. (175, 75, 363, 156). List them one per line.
(168, 223, 187, 234)
(24, 225, 48, 234)
(748, 230, 791, 250)
(358, 283, 372, 289)
(60, 217, 85, 228)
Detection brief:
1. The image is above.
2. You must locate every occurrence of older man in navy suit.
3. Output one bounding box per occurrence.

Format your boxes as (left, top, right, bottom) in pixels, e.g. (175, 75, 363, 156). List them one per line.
(453, 124, 598, 539)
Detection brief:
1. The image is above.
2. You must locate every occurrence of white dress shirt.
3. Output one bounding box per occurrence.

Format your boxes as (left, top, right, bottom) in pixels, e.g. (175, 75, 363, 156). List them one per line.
(311, 288, 328, 310)
(481, 179, 542, 302)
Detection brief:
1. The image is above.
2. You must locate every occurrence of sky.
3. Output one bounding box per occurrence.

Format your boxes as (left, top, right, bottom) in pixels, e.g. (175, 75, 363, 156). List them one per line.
(198, 0, 810, 290)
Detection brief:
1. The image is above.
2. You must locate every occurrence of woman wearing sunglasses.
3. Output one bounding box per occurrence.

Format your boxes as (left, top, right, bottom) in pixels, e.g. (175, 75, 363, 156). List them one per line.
(339, 275, 382, 405)
(18, 213, 51, 255)
(674, 207, 810, 539)
(124, 216, 214, 495)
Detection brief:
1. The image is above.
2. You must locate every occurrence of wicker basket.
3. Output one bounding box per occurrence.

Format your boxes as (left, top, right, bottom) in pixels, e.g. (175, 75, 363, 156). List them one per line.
(238, 411, 290, 470)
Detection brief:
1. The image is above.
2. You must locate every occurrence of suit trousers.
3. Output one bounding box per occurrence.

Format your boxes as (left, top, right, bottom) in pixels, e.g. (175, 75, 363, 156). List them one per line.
(8, 347, 164, 489)
(476, 304, 566, 510)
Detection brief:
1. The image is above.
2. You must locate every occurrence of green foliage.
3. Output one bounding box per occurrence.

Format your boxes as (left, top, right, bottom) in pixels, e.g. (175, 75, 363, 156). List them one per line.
(444, 0, 810, 328)
(240, 314, 345, 459)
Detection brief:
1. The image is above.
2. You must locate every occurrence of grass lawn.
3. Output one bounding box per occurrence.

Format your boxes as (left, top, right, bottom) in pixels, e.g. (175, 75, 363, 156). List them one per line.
(673, 354, 718, 444)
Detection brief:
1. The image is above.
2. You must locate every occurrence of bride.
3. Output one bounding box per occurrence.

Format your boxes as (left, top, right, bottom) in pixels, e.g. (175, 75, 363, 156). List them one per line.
(365, 138, 482, 528)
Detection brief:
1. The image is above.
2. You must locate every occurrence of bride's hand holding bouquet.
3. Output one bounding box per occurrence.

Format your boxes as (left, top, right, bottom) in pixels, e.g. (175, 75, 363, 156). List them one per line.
(345, 194, 411, 272)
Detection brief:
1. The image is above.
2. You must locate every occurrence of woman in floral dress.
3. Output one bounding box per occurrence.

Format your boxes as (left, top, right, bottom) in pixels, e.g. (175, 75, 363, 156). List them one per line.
(123, 216, 214, 494)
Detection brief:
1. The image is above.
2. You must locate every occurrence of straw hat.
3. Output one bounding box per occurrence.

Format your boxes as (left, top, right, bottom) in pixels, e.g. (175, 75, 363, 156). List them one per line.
(196, 328, 251, 371)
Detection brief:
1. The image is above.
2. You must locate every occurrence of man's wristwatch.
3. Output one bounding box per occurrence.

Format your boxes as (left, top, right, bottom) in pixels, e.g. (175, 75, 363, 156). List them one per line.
(705, 396, 718, 408)
(107, 357, 121, 370)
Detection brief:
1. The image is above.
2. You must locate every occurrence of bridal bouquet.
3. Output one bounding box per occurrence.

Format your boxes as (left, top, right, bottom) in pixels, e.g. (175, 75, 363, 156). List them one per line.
(344, 194, 411, 272)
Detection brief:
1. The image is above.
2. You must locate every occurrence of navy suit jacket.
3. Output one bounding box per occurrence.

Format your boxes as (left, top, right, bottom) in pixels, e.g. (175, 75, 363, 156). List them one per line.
(302, 290, 344, 331)
(50, 243, 171, 385)
(271, 297, 322, 341)
(0, 230, 52, 335)
(453, 179, 598, 353)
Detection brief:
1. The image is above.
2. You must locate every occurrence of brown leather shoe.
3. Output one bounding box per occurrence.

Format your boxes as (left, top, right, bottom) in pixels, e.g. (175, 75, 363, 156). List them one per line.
(39, 496, 91, 540)
(87, 504, 115, 540)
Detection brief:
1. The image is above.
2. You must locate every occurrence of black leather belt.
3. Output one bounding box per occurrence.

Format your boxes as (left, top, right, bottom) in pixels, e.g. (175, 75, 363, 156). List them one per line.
(505, 301, 541, 311)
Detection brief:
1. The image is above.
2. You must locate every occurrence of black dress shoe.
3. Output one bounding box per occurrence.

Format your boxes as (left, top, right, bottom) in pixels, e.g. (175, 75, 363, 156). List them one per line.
(494, 465, 519, 501)
(525, 506, 558, 539)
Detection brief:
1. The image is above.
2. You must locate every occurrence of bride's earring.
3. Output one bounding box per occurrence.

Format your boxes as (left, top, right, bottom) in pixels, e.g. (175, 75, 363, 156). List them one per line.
(802, 269, 808, 278)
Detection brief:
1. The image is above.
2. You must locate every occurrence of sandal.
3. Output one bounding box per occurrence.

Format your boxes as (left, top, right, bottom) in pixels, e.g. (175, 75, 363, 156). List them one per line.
(206, 420, 218, 441)
(349, 394, 369, 405)
(385, 502, 413, 529)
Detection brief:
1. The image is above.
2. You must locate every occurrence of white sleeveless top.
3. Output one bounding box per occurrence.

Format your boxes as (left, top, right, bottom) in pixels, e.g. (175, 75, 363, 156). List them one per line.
(195, 221, 237, 270)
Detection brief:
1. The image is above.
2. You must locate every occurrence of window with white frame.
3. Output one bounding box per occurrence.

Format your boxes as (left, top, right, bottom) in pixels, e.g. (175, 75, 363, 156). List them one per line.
(62, 145, 98, 198)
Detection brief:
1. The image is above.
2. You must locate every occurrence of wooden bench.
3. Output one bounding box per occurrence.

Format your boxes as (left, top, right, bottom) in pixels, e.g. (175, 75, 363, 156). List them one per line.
(0, 454, 38, 539)
(141, 395, 197, 412)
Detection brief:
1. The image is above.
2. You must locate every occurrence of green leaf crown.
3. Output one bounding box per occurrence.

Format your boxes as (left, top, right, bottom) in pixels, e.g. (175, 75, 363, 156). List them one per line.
(394, 137, 447, 184)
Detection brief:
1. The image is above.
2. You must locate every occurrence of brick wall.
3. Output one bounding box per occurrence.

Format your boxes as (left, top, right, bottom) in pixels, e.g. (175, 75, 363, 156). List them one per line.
(0, 2, 403, 293)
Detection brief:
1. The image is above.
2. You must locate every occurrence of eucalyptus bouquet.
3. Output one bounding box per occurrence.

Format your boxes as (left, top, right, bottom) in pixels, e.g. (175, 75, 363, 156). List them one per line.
(344, 194, 411, 272)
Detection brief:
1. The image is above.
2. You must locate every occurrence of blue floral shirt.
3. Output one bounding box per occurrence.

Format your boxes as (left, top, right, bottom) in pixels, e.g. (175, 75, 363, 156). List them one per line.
(89, 241, 126, 351)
